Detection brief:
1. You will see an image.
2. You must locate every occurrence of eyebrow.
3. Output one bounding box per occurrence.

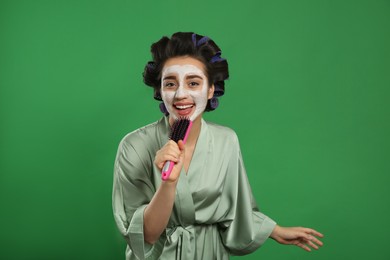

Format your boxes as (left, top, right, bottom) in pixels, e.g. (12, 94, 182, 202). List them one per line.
(162, 75, 177, 81)
(162, 74, 203, 81)
(186, 75, 203, 80)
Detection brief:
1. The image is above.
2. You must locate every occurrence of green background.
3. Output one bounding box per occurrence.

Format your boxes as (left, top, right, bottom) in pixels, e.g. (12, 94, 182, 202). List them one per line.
(1, 0, 389, 259)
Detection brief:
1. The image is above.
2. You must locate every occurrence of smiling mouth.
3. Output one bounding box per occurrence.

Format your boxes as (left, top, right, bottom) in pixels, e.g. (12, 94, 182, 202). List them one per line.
(174, 104, 194, 110)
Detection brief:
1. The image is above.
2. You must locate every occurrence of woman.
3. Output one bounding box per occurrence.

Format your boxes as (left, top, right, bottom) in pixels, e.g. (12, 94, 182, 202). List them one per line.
(112, 32, 323, 260)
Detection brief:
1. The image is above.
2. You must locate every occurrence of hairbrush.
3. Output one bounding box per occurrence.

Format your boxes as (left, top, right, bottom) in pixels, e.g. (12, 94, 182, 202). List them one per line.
(161, 118, 193, 181)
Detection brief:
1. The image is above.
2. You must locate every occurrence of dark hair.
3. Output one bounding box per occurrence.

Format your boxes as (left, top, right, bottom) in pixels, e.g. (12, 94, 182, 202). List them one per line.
(143, 32, 229, 112)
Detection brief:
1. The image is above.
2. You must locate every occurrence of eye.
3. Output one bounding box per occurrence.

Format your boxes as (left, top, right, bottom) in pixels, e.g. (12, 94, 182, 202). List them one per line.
(164, 81, 176, 88)
(188, 81, 200, 87)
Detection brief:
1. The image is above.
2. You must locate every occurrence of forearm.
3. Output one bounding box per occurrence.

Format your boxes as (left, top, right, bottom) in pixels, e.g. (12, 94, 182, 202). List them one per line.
(143, 181, 177, 244)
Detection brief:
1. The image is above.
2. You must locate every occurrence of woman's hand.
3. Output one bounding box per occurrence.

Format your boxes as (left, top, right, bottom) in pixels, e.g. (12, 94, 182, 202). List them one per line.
(154, 140, 185, 183)
(270, 225, 324, 252)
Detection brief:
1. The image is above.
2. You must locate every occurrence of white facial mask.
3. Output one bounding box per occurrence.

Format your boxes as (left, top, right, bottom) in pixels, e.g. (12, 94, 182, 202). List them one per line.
(161, 64, 209, 121)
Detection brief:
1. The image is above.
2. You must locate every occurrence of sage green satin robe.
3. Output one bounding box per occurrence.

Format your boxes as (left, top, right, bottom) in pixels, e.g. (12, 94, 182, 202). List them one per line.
(112, 117, 276, 259)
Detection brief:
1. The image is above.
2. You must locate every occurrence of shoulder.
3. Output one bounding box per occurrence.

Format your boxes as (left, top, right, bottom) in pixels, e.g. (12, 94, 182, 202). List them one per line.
(120, 120, 160, 148)
(116, 118, 165, 163)
(204, 120, 239, 146)
(114, 119, 164, 177)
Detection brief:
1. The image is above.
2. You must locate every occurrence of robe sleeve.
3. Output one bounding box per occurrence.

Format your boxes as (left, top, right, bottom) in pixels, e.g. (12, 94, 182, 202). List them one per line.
(112, 136, 164, 260)
(218, 133, 276, 255)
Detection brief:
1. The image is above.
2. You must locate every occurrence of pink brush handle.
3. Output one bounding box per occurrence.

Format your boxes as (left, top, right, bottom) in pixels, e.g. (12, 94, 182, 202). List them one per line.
(161, 121, 193, 181)
(161, 161, 175, 181)
(181, 120, 192, 143)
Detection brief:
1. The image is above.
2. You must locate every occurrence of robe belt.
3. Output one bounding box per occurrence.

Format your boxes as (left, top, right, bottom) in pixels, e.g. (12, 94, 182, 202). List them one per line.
(165, 225, 196, 259)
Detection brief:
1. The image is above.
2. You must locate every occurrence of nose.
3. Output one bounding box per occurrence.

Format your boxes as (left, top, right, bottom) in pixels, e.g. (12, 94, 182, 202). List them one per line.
(174, 84, 188, 99)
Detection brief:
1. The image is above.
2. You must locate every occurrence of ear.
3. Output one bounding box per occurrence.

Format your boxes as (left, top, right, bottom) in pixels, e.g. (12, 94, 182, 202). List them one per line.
(208, 84, 215, 99)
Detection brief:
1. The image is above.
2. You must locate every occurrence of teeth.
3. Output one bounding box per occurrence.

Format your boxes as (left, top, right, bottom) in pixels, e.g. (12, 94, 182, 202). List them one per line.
(175, 105, 193, 109)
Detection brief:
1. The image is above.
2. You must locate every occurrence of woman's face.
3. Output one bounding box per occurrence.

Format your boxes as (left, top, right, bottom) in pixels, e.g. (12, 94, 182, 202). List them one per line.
(161, 56, 214, 122)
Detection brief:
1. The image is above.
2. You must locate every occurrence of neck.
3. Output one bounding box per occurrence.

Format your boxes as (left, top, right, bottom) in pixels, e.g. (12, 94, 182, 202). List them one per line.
(186, 115, 201, 147)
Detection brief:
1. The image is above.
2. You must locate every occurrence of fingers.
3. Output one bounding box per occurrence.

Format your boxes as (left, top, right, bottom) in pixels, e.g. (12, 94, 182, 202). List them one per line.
(154, 140, 187, 183)
(295, 241, 312, 252)
(293, 227, 324, 245)
(164, 141, 186, 182)
(294, 236, 323, 252)
(303, 228, 324, 238)
(307, 240, 319, 250)
(307, 235, 323, 247)
(177, 140, 185, 151)
(176, 140, 186, 163)
(155, 141, 182, 168)
(166, 140, 182, 155)
(303, 228, 324, 249)
(301, 233, 323, 251)
(163, 151, 181, 163)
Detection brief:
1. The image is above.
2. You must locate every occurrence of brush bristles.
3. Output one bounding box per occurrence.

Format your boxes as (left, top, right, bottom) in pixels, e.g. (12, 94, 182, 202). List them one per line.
(170, 118, 191, 142)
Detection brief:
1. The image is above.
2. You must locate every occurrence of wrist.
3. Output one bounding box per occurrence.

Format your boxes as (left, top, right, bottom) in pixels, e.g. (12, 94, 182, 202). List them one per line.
(160, 179, 178, 188)
(270, 225, 281, 240)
